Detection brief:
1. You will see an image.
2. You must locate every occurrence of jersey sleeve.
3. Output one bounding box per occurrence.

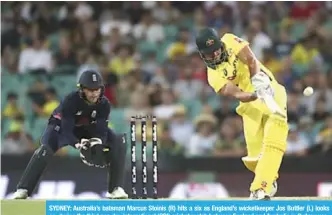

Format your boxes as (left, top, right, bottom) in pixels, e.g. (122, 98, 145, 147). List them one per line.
(59, 95, 79, 145)
(93, 99, 111, 144)
(207, 67, 228, 93)
(222, 33, 249, 55)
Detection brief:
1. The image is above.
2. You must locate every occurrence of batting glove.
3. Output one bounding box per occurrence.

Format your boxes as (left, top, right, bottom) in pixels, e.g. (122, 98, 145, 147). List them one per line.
(256, 87, 286, 118)
(255, 85, 274, 100)
(251, 71, 271, 91)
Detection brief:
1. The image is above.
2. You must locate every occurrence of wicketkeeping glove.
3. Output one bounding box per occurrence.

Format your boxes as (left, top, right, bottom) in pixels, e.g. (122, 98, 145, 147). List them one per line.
(77, 138, 112, 168)
(75, 138, 90, 150)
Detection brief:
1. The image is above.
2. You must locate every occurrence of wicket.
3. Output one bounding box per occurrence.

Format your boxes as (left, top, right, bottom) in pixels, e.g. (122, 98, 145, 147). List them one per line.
(130, 116, 158, 199)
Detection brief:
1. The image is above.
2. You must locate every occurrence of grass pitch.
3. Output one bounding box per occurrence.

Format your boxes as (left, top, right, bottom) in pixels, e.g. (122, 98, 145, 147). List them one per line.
(2, 197, 331, 215)
(1, 200, 45, 215)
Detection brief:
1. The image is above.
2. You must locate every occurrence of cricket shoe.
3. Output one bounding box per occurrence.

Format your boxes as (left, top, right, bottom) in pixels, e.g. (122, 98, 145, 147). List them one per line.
(13, 189, 29, 199)
(249, 189, 271, 200)
(106, 187, 128, 199)
(270, 180, 278, 197)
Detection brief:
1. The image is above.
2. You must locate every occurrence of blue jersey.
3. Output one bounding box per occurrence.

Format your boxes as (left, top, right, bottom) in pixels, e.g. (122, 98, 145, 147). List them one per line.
(49, 91, 111, 146)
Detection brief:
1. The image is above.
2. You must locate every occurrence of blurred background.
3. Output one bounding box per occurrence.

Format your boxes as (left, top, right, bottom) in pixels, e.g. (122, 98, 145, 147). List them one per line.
(1, 1, 332, 199)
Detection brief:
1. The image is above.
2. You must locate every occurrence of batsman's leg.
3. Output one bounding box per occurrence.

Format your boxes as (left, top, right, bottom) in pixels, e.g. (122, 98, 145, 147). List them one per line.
(242, 111, 279, 199)
(249, 85, 288, 199)
(242, 110, 264, 173)
(242, 114, 280, 178)
(14, 125, 61, 199)
(105, 129, 128, 199)
(249, 114, 288, 198)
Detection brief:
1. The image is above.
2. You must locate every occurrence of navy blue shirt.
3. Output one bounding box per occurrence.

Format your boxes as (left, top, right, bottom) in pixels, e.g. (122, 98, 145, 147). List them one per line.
(49, 91, 111, 146)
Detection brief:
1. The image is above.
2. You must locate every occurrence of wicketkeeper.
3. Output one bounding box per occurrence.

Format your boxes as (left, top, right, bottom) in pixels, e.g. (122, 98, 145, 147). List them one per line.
(13, 69, 128, 199)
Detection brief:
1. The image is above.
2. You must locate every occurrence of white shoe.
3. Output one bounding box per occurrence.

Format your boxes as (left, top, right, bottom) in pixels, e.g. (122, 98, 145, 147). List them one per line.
(105, 187, 128, 199)
(270, 180, 278, 197)
(249, 180, 277, 200)
(13, 189, 29, 199)
(250, 189, 270, 200)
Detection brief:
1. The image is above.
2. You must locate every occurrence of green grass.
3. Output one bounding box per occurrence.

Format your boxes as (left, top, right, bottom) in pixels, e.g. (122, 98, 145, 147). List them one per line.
(1, 200, 45, 215)
(2, 198, 331, 215)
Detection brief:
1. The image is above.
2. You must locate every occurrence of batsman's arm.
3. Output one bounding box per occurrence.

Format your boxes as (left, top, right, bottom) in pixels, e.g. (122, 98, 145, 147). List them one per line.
(237, 40, 272, 94)
(236, 41, 285, 117)
(237, 44, 259, 78)
(219, 82, 257, 103)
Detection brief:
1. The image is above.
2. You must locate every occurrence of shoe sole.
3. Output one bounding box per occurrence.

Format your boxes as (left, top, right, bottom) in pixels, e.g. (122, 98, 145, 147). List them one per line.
(105, 196, 129, 199)
(13, 196, 28, 200)
(111, 197, 128, 199)
(262, 196, 271, 200)
(250, 193, 271, 200)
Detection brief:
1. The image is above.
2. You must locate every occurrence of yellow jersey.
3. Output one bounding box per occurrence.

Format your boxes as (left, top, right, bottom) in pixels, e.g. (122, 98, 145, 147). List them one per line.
(43, 100, 60, 117)
(109, 57, 135, 76)
(291, 44, 320, 64)
(207, 33, 284, 116)
(3, 103, 22, 118)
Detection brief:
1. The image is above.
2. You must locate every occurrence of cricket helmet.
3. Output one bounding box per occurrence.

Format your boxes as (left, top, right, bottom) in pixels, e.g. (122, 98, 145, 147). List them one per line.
(78, 69, 104, 89)
(195, 28, 227, 69)
(77, 69, 105, 103)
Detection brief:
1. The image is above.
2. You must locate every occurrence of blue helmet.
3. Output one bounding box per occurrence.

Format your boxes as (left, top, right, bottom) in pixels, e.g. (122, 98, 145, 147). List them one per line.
(78, 69, 104, 89)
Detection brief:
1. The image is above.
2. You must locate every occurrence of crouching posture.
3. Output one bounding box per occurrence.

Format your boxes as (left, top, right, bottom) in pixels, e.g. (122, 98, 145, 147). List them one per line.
(13, 69, 128, 199)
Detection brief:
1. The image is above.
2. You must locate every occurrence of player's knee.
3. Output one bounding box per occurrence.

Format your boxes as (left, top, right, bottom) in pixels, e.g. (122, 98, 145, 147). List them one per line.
(247, 149, 261, 158)
(34, 144, 55, 157)
(108, 134, 127, 161)
(264, 140, 286, 153)
(40, 141, 59, 153)
(40, 126, 61, 152)
(246, 142, 262, 157)
(106, 130, 127, 155)
(116, 134, 127, 151)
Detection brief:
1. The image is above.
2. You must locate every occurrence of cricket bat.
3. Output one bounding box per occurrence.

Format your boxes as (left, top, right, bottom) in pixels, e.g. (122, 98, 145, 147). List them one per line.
(261, 93, 286, 118)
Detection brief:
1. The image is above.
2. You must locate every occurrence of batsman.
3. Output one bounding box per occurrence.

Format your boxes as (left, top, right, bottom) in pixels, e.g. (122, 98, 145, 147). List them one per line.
(13, 69, 128, 199)
(196, 28, 288, 200)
